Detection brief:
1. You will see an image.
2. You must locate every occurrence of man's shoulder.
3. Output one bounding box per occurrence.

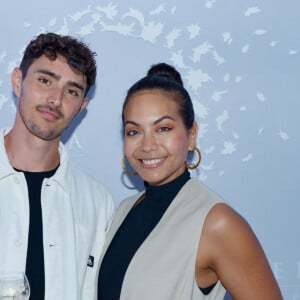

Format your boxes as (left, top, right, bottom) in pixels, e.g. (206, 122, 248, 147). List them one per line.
(67, 162, 95, 181)
(58, 144, 114, 203)
(67, 163, 109, 193)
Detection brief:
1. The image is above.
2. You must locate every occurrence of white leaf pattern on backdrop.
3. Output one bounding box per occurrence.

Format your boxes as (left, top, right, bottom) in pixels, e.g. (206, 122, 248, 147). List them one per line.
(0, 1, 299, 298)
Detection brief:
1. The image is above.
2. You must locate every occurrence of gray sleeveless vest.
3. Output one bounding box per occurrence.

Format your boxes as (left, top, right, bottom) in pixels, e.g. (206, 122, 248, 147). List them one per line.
(98, 178, 226, 300)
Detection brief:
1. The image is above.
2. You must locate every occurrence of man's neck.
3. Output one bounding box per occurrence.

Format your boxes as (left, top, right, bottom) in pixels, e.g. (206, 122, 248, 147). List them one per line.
(4, 127, 60, 172)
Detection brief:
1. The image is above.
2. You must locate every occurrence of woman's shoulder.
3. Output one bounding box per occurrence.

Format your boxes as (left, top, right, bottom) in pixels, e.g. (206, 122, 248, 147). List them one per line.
(201, 202, 258, 257)
(204, 203, 250, 236)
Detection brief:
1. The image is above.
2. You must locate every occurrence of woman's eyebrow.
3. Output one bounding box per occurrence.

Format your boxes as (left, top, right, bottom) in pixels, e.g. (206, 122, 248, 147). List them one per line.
(153, 116, 176, 124)
(125, 116, 176, 126)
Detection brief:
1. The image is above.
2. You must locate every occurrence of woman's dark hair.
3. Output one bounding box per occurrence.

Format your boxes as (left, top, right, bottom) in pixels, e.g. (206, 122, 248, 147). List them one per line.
(122, 62, 195, 130)
(19, 32, 97, 96)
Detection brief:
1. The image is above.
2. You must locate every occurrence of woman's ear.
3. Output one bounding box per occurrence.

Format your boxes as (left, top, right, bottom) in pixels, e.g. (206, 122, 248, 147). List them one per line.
(188, 122, 198, 151)
(11, 68, 22, 98)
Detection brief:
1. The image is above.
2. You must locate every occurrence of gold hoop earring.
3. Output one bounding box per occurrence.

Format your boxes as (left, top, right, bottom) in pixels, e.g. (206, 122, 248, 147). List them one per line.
(185, 147, 201, 170)
(121, 156, 138, 176)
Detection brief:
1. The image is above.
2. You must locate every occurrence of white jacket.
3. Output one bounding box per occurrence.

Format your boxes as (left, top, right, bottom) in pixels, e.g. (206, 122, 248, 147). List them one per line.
(0, 128, 115, 300)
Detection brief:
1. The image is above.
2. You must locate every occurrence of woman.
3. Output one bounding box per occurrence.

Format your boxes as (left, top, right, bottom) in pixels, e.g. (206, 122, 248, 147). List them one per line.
(97, 63, 283, 299)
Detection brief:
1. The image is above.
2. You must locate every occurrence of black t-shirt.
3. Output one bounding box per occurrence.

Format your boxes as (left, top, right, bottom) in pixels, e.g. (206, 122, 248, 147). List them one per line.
(15, 167, 58, 300)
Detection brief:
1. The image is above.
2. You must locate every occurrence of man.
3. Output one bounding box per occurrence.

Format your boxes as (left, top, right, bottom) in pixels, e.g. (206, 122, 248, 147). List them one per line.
(0, 33, 115, 299)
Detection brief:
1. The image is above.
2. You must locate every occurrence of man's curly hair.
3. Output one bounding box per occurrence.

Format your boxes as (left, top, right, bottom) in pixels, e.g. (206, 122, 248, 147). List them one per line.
(20, 32, 97, 96)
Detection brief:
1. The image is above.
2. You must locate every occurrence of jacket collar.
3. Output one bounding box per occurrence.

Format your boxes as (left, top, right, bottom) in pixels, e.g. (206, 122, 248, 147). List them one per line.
(0, 128, 16, 179)
(0, 128, 72, 193)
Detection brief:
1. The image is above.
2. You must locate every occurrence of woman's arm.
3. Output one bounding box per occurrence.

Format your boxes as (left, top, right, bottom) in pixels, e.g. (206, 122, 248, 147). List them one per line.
(196, 203, 283, 300)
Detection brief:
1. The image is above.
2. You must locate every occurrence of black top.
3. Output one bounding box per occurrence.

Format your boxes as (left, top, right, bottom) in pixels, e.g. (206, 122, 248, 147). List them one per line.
(15, 166, 58, 300)
(98, 170, 190, 300)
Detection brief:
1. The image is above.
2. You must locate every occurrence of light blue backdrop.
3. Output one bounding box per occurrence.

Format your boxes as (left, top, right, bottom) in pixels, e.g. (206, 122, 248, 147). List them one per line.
(0, 1, 299, 299)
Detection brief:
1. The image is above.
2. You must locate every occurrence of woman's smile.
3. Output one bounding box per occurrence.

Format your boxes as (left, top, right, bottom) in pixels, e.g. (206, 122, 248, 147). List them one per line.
(138, 157, 166, 168)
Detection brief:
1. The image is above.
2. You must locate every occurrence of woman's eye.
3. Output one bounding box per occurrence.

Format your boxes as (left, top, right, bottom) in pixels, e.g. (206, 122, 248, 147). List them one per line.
(158, 126, 171, 132)
(126, 129, 139, 136)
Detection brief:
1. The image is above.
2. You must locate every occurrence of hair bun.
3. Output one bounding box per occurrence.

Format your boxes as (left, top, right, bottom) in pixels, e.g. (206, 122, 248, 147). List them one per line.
(147, 63, 183, 86)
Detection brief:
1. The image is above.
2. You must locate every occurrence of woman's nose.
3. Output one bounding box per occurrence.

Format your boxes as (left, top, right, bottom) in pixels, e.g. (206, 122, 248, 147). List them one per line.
(141, 133, 158, 152)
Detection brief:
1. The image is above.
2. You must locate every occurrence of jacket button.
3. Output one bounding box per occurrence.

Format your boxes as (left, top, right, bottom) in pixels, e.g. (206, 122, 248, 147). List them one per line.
(14, 239, 22, 246)
(13, 177, 21, 184)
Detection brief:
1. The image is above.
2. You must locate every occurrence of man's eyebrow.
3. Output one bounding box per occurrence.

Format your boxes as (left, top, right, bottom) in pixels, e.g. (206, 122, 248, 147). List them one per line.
(35, 69, 85, 92)
(36, 69, 60, 80)
(68, 81, 85, 92)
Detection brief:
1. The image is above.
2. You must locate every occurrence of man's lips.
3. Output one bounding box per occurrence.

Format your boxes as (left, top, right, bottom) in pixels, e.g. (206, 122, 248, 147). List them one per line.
(40, 110, 59, 120)
(37, 105, 63, 120)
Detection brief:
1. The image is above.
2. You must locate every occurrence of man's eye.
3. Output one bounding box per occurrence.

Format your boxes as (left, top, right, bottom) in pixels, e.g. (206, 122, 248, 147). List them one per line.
(38, 77, 49, 85)
(67, 89, 79, 97)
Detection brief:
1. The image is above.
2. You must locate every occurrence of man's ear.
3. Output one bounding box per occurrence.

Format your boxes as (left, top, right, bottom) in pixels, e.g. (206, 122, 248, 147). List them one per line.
(188, 122, 199, 151)
(11, 68, 22, 98)
(77, 97, 89, 115)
